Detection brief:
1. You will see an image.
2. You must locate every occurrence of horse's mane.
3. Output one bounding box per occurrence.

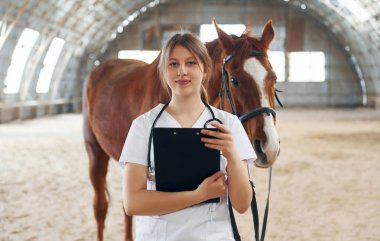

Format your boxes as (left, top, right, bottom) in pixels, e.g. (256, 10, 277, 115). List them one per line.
(205, 35, 266, 65)
(205, 38, 223, 66)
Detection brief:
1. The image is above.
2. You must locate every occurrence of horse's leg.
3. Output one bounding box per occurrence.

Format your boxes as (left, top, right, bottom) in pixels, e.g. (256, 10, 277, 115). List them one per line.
(124, 213, 133, 241)
(83, 118, 110, 241)
(89, 150, 109, 241)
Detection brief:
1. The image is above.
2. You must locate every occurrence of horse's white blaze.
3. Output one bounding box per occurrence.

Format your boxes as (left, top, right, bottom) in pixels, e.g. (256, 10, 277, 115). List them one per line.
(244, 58, 280, 163)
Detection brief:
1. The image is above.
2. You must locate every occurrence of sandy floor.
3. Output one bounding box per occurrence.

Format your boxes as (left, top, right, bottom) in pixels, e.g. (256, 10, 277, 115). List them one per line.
(1, 108, 380, 241)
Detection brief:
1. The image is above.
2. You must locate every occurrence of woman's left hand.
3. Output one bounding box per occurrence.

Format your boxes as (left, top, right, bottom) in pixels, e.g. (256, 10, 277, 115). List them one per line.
(201, 122, 239, 160)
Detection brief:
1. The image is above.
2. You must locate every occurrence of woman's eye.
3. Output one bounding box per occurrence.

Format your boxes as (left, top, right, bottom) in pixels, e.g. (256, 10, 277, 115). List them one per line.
(187, 61, 197, 66)
(169, 62, 178, 67)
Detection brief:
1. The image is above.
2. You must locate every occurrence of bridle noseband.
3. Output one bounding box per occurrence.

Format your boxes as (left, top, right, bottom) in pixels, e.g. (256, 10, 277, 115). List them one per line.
(219, 51, 283, 123)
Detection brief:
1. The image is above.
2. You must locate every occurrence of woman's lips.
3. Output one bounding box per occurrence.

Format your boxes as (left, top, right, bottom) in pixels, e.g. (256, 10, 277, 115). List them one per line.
(175, 79, 191, 85)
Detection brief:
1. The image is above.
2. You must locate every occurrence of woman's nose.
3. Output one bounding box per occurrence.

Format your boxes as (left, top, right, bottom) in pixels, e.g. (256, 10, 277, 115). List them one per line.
(177, 64, 187, 76)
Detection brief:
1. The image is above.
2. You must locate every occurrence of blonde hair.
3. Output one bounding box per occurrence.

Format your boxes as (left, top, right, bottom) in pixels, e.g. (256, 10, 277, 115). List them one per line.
(158, 33, 212, 103)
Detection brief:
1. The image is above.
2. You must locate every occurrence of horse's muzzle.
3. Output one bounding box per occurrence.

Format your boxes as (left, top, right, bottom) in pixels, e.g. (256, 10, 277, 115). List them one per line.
(253, 139, 279, 168)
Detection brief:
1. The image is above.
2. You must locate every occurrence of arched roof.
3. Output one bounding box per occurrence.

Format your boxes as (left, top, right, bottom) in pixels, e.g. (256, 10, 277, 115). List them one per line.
(0, 0, 379, 107)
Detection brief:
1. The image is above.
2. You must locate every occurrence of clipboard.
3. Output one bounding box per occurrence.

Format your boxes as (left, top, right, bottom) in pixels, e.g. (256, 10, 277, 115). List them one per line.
(153, 127, 220, 203)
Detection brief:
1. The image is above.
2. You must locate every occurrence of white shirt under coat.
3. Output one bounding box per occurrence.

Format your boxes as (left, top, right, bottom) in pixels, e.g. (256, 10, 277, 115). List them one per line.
(119, 104, 256, 241)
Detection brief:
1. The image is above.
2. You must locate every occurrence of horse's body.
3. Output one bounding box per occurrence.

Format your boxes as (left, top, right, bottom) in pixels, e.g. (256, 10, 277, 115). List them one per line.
(83, 20, 279, 241)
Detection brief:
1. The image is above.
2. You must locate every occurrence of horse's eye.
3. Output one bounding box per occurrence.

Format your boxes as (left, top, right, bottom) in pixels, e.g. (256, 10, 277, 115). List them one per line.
(231, 77, 239, 87)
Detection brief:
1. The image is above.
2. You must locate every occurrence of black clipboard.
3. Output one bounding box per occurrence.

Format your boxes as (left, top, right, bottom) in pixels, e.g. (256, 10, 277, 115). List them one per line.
(153, 127, 220, 203)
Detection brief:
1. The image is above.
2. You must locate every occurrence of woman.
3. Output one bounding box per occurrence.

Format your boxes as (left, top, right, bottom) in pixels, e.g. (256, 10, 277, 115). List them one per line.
(119, 33, 256, 240)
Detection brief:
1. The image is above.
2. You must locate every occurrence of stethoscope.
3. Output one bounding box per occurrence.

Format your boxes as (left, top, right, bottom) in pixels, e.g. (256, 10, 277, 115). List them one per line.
(147, 102, 223, 181)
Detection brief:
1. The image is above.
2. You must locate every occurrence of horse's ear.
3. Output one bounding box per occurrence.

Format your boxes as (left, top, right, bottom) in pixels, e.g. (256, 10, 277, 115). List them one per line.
(213, 18, 234, 53)
(242, 20, 253, 37)
(242, 27, 252, 37)
(260, 20, 275, 50)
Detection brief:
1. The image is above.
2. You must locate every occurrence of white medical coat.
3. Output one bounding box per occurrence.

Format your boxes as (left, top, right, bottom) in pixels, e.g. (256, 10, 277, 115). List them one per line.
(119, 104, 256, 241)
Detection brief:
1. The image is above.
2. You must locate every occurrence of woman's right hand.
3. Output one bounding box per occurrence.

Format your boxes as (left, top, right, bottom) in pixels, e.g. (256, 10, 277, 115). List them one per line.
(196, 171, 226, 201)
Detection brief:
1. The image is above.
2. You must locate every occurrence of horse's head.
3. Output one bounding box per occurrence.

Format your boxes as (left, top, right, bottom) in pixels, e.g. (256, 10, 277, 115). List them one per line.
(207, 20, 280, 168)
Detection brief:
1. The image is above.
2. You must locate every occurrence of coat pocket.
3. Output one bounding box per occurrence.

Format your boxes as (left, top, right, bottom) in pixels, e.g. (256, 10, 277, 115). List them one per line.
(135, 216, 167, 241)
(206, 204, 234, 241)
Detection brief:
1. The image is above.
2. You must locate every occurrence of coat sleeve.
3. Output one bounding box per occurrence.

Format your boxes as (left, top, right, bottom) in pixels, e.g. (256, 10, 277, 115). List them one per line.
(119, 116, 150, 167)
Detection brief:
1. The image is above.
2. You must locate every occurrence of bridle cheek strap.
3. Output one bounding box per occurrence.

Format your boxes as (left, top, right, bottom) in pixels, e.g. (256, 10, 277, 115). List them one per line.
(220, 54, 236, 114)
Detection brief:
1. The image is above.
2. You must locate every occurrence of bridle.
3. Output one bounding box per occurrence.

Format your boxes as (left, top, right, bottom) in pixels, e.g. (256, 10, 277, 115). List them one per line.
(219, 50, 283, 241)
(219, 51, 283, 123)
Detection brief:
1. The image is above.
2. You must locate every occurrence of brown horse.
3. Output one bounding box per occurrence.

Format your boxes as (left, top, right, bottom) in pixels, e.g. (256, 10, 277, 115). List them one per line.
(82, 20, 279, 241)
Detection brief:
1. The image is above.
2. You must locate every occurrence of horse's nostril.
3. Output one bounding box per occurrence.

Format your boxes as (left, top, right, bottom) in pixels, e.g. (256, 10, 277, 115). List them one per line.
(254, 140, 264, 155)
(254, 139, 268, 164)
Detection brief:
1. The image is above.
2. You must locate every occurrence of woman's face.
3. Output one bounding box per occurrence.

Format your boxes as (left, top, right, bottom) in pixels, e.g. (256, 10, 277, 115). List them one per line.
(165, 45, 205, 99)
